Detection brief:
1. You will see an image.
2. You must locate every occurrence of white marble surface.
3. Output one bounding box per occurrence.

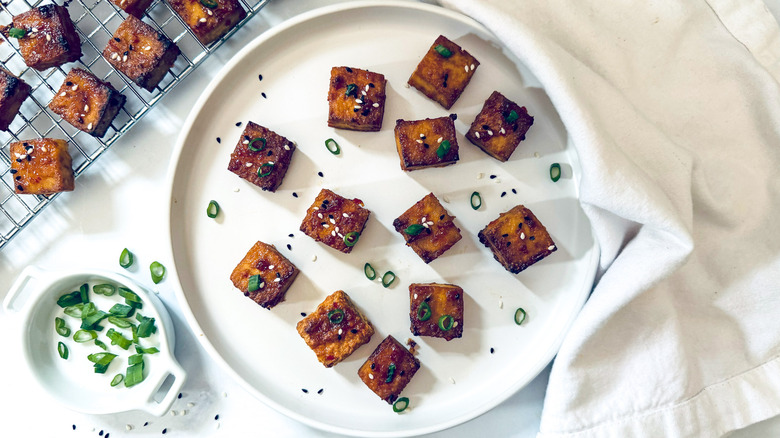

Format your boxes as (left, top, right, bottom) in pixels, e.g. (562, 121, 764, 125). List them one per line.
(0, 0, 777, 437)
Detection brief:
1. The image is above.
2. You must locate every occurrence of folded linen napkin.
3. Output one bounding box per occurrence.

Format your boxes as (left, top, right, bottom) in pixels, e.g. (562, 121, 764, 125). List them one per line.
(439, 0, 780, 436)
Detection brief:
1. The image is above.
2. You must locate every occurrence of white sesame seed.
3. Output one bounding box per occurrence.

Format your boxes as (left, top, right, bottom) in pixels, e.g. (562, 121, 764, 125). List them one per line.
(245, 162, 253, 167)
(426, 221, 434, 226)
(500, 128, 505, 135)
(477, 172, 484, 179)
(284, 144, 290, 150)
(464, 65, 469, 73)
(534, 152, 540, 158)
(354, 105, 361, 109)
(494, 178, 501, 183)
(87, 123, 93, 130)
(450, 377, 456, 384)
(268, 265, 274, 269)
(329, 218, 336, 224)
(364, 84, 370, 91)
(422, 222, 429, 228)
(311, 254, 317, 262)
(342, 213, 349, 218)
(499, 299, 504, 309)
(207, 9, 213, 15)
(361, 90, 367, 96)
(338, 233, 344, 238)
(40, 147, 46, 152)
(413, 293, 418, 299)
(222, 392, 228, 397)
(18, 154, 26, 160)
(72, 85, 78, 91)
(259, 282, 265, 288)
(274, 278, 281, 282)
(437, 137, 443, 143)
(355, 99, 363, 104)
(369, 374, 374, 380)
(548, 245, 556, 250)
(442, 196, 449, 203)
(122, 55, 127, 62)
(313, 206, 319, 210)
(475, 132, 480, 138)
(268, 161, 274, 165)
(338, 328, 342, 335)
(233, 187, 240, 192)
(453, 321, 459, 327)
(144, 46, 151, 50)
(405, 83, 410, 88)
(60, 92, 66, 97)
(520, 232, 525, 240)
(323, 224, 329, 228)
(242, 139, 249, 144)
(335, 226, 339, 233)
(111, 52, 118, 60)
(46, 34, 51, 41)
(84, 105, 89, 112)
(471, 64, 476, 70)
(187, 402, 195, 408)
(215, 422, 221, 430)
(416, 139, 423, 143)
(487, 130, 493, 136)
(181, 410, 188, 416)
(199, 18, 207, 22)
(317, 213, 323, 219)
(32, 27, 38, 32)
(170, 410, 177, 416)
(331, 230, 336, 237)
(125, 425, 133, 431)
(26, 147, 33, 153)
(421, 216, 427, 223)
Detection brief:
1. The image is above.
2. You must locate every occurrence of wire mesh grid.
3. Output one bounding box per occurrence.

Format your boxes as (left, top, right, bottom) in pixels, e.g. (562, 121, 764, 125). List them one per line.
(0, 0, 270, 249)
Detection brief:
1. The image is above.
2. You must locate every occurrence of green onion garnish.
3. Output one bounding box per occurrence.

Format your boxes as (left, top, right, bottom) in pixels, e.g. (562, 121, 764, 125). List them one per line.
(80, 310, 109, 330)
(505, 109, 519, 123)
(8, 27, 26, 39)
(549, 163, 561, 182)
(95, 339, 109, 351)
(434, 44, 452, 58)
(106, 328, 132, 350)
(119, 248, 134, 269)
(438, 314, 454, 331)
(199, 0, 218, 8)
(436, 140, 451, 159)
(470, 191, 482, 210)
(57, 291, 83, 308)
(64, 303, 91, 318)
(325, 138, 340, 155)
(73, 329, 97, 343)
(345, 83, 357, 97)
(247, 274, 262, 292)
(328, 308, 345, 324)
(258, 162, 274, 177)
(364, 263, 376, 280)
(248, 137, 266, 152)
(404, 224, 424, 236)
(124, 362, 145, 387)
(381, 271, 396, 288)
(417, 302, 432, 321)
(343, 231, 360, 247)
(79, 283, 90, 304)
(128, 353, 144, 366)
(136, 345, 159, 354)
(109, 303, 134, 318)
(55, 317, 70, 337)
(108, 316, 134, 329)
(118, 287, 143, 309)
(88, 352, 117, 366)
(110, 374, 124, 387)
(135, 314, 157, 338)
(150, 261, 165, 284)
(57, 341, 68, 359)
(206, 200, 220, 218)
(514, 307, 527, 325)
(393, 397, 410, 413)
(385, 363, 396, 383)
(93, 284, 116, 296)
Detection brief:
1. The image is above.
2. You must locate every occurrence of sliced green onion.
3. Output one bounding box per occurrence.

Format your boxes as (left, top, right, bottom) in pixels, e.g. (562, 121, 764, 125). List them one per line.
(343, 231, 360, 247)
(109, 303, 134, 318)
(257, 162, 274, 177)
(118, 287, 142, 309)
(417, 302, 432, 322)
(345, 83, 357, 97)
(79, 283, 90, 304)
(94, 363, 110, 374)
(119, 248, 134, 269)
(248, 137, 266, 152)
(128, 353, 144, 366)
(328, 308, 345, 324)
(514, 307, 527, 325)
(88, 352, 117, 366)
(247, 274, 262, 292)
(124, 362, 145, 387)
(385, 363, 396, 383)
(364, 263, 377, 280)
(404, 224, 424, 236)
(106, 328, 132, 350)
(206, 200, 220, 218)
(64, 302, 96, 319)
(381, 271, 396, 288)
(150, 261, 165, 284)
(436, 139, 451, 159)
(108, 316, 134, 329)
(549, 163, 561, 182)
(56, 291, 83, 308)
(470, 191, 482, 210)
(505, 109, 519, 123)
(438, 314, 454, 331)
(393, 397, 410, 413)
(199, 0, 218, 8)
(95, 339, 109, 351)
(325, 138, 340, 155)
(110, 374, 124, 387)
(81, 310, 109, 330)
(434, 44, 452, 58)
(8, 27, 26, 39)
(93, 284, 116, 296)
(73, 329, 97, 343)
(135, 313, 157, 338)
(135, 345, 159, 354)
(55, 317, 70, 337)
(57, 342, 68, 359)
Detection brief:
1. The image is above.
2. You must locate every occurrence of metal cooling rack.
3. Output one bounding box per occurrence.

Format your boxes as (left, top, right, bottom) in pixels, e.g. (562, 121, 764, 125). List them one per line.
(0, 0, 270, 249)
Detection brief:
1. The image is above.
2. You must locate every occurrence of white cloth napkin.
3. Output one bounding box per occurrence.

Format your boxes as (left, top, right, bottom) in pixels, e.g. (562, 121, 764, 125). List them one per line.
(438, 0, 780, 436)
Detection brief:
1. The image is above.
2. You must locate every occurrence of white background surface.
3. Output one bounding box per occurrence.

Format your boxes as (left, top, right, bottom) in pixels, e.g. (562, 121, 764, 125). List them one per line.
(0, 0, 778, 437)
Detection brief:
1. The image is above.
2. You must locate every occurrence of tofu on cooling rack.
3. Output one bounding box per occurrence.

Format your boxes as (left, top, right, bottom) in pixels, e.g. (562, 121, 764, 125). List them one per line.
(394, 116, 459, 171)
(49, 68, 126, 138)
(227, 121, 296, 192)
(3, 4, 82, 71)
(299, 189, 370, 254)
(478, 204, 557, 274)
(408, 35, 479, 110)
(103, 15, 180, 92)
(466, 91, 534, 162)
(168, 0, 246, 45)
(409, 283, 464, 341)
(9, 138, 74, 195)
(358, 335, 420, 404)
(327, 66, 387, 132)
(110, 0, 155, 18)
(0, 68, 31, 131)
(229, 241, 299, 309)
(392, 192, 461, 263)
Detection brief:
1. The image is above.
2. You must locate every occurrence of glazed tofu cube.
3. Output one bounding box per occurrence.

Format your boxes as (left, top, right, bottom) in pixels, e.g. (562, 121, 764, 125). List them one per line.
(299, 189, 370, 254)
(466, 91, 534, 162)
(357, 335, 420, 404)
(408, 35, 479, 109)
(394, 116, 459, 171)
(392, 192, 461, 263)
(227, 121, 296, 192)
(409, 283, 464, 341)
(229, 241, 299, 309)
(48, 68, 126, 138)
(0, 68, 31, 131)
(327, 66, 387, 132)
(10, 138, 74, 195)
(6, 5, 82, 71)
(110, 0, 154, 18)
(296, 290, 375, 368)
(168, 0, 246, 45)
(103, 15, 180, 92)
(478, 205, 557, 274)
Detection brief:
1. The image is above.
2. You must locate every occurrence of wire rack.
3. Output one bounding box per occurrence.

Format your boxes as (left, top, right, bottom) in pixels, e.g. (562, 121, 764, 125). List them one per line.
(0, 0, 270, 249)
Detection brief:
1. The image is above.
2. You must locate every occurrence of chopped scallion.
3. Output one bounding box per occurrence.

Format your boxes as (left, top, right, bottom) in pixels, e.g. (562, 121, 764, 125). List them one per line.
(417, 302, 432, 321)
(549, 163, 561, 182)
(8, 27, 26, 39)
(110, 374, 124, 387)
(381, 271, 396, 288)
(55, 317, 70, 337)
(247, 274, 262, 292)
(80, 310, 109, 330)
(150, 261, 165, 284)
(124, 362, 145, 387)
(128, 353, 144, 366)
(108, 316, 134, 329)
(206, 200, 220, 218)
(364, 263, 377, 280)
(107, 328, 132, 350)
(434, 44, 452, 58)
(343, 231, 360, 247)
(95, 339, 109, 351)
(438, 314, 454, 331)
(257, 162, 274, 177)
(119, 248, 134, 269)
(135, 313, 157, 338)
(109, 303, 134, 318)
(199, 0, 218, 8)
(505, 109, 519, 123)
(436, 140, 451, 159)
(73, 329, 97, 343)
(328, 308, 345, 324)
(248, 137, 266, 152)
(514, 307, 527, 325)
(470, 191, 482, 210)
(57, 341, 68, 359)
(93, 284, 116, 296)
(385, 363, 396, 383)
(56, 291, 83, 308)
(79, 283, 89, 304)
(393, 397, 410, 413)
(325, 138, 340, 155)
(404, 224, 424, 236)
(135, 345, 159, 354)
(345, 83, 357, 97)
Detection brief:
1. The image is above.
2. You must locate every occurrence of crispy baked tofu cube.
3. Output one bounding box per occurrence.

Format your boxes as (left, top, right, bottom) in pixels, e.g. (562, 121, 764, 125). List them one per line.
(296, 290, 375, 368)
(358, 335, 420, 404)
(6, 5, 82, 71)
(110, 0, 154, 18)
(408, 35, 479, 109)
(466, 91, 534, 162)
(327, 66, 387, 132)
(409, 283, 464, 341)
(48, 68, 126, 138)
(478, 205, 557, 274)
(227, 121, 296, 192)
(168, 0, 246, 45)
(300, 189, 370, 254)
(103, 16, 180, 92)
(10, 138, 74, 195)
(394, 116, 459, 171)
(392, 192, 461, 263)
(229, 241, 299, 309)
(0, 68, 31, 131)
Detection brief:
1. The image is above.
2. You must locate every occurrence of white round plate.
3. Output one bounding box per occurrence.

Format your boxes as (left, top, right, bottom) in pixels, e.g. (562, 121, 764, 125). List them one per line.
(165, 1, 598, 436)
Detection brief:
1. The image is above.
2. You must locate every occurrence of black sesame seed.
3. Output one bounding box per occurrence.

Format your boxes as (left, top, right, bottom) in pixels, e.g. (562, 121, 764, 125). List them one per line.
(368, 82, 375, 88)
(286, 244, 292, 250)
(370, 363, 375, 369)
(276, 272, 280, 278)
(361, 109, 370, 116)
(518, 222, 523, 228)
(289, 233, 294, 237)
(267, 149, 273, 156)
(301, 388, 308, 393)
(317, 388, 324, 394)
(215, 414, 219, 420)
(439, 214, 445, 220)
(113, 37, 120, 42)
(301, 312, 307, 317)
(15, 176, 20, 180)
(72, 425, 76, 430)
(10, 169, 17, 174)
(489, 174, 497, 179)
(502, 233, 508, 237)
(512, 188, 517, 194)
(216, 137, 221, 143)
(123, 50, 129, 56)
(66, 81, 73, 86)
(262, 92, 267, 99)
(26, 155, 31, 161)
(506, 242, 511, 247)
(345, 67, 353, 73)
(337, 334, 342, 340)
(501, 191, 506, 197)
(351, 329, 357, 333)
(144, 422, 149, 427)
(129, 44, 133, 51)
(162, 428, 167, 434)
(353, 108, 359, 112)
(482, 124, 490, 130)
(244, 135, 250, 141)
(529, 236, 535, 241)
(178, 393, 183, 399)
(235, 122, 242, 127)
(17, 185, 23, 191)
(106, 434, 110, 438)
(318, 171, 324, 177)
(328, 214, 333, 219)
(99, 430, 104, 436)
(399, 370, 405, 376)
(292, 192, 298, 198)
(258, 74, 263, 81)
(524, 216, 531, 221)
(490, 347, 495, 354)
(423, 143, 429, 148)
(455, 293, 460, 299)
(449, 113, 457, 120)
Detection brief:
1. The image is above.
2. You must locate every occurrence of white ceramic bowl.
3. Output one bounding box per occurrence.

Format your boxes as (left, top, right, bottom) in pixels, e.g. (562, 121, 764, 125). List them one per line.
(2, 266, 186, 416)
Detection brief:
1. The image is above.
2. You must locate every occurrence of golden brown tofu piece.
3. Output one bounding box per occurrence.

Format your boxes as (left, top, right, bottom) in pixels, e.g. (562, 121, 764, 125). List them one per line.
(296, 290, 374, 368)
(103, 15, 180, 92)
(478, 205, 557, 274)
(4, 5, 82, 71)
(408, 35, 479, 109)
(409, 283, 464, 341)
(394, 116, 459, 171)
(229, 241, 299, 309)
(466, 91, 534, 162)
(49, 69, 126, 138)
(10, 138, 74, 195)
(327, 66, 387, 132)
(0, 68, 31, 131)
(110, 0, 154, 18)
(168, 0, 246, 45)
(227, 121, 296, 192)
(299, 189, 370, 254)
(358, 335, 420, 404)
(392, 193, 461, 263)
